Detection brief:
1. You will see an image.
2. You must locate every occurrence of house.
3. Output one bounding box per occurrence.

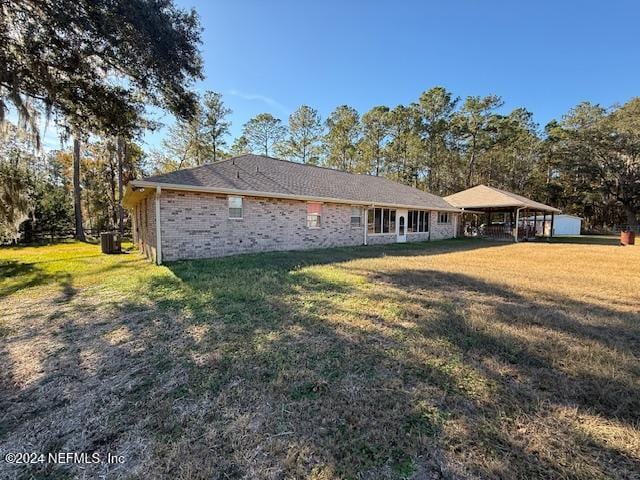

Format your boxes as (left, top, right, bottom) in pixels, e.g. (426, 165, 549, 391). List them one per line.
(122, 154, 461, 263)
(444, 184, 561, 241)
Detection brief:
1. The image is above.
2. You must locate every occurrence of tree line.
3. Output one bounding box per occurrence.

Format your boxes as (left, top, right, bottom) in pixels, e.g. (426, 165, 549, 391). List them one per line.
(1, 88, 638, 243)
(155, 88, 640, 231)
(0, 0, 638, 242)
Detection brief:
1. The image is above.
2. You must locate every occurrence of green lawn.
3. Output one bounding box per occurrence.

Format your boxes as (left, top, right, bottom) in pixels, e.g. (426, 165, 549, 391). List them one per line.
(1, 239, 639, 479)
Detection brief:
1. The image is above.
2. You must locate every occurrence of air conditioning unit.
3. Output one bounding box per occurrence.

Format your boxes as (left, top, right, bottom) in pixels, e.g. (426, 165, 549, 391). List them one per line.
(100, 232, 122, 254)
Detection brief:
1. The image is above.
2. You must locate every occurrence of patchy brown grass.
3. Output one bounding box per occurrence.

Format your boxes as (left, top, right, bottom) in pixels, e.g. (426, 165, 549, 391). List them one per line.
(0, 239, 639, 479)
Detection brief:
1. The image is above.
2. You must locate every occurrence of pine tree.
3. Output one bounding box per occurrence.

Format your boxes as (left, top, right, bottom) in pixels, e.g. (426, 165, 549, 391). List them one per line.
(242, 113, 287, 156)
(278, 106, 323, 164)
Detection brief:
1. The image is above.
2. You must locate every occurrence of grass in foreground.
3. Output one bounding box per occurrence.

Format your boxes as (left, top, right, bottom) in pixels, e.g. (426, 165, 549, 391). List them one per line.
(1, 239, 639, 479)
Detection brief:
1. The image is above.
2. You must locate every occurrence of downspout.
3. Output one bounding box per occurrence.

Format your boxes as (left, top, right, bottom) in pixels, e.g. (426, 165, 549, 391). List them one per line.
(363, 207, 368, 246)
(155, 186, 162, 264)
(514, 207, 523, 243)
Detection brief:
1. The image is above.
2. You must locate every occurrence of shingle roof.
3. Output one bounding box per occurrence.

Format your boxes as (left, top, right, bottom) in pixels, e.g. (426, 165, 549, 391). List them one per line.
(444, 185, 561, 213)
(130, 154, 457, 210)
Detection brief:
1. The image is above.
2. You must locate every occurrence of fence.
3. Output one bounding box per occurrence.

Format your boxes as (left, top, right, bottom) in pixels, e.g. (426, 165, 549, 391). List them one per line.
(583, 224, 639, 235)
(17, 227, 132, 244)
(460, 223, 514, 241)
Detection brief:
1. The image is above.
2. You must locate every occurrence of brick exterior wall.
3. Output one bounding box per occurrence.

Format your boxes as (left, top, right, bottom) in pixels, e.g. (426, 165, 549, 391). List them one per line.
(159, 191, 367, 261)
(430, 211, 455, 240)
(406, 232, 430, 242)
(132, 193, 158, 262)
(365, 233, 397, 245)
(132, 189, 457, 262)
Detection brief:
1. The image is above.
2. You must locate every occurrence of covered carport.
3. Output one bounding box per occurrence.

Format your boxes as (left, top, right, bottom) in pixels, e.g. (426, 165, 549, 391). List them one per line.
(444, 185, 561, 242)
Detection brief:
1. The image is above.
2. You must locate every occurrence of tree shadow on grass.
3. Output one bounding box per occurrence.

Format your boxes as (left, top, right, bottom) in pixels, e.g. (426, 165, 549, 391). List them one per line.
(1, 241, 638, 479)
(0, 255, 94, 300)
(0, 260, 53, 298)
(134, 249, 639, 478)
(547, 235, 622, 246)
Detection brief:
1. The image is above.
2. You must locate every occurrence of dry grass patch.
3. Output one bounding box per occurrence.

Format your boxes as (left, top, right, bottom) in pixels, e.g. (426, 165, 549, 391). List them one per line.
(0, 239, 638, 479)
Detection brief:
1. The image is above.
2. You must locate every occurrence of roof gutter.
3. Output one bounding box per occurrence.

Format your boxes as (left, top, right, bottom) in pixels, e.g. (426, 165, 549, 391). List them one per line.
(125, 180, 463, 213)
(446, 202, 561, 214)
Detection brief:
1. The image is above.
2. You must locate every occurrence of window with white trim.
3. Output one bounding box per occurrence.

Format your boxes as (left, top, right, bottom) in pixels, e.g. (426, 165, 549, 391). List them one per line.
(350, 207, 362, 227)
(408, 210, 429, 233)
(307, 202, 322, 228)
(228, 196, 243, 219)
(438, 212, 450, 224)
(367, 207, 396, 234)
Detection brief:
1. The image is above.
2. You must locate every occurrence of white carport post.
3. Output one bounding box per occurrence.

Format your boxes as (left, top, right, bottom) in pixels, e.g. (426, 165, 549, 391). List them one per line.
(514, 207, 523, 243)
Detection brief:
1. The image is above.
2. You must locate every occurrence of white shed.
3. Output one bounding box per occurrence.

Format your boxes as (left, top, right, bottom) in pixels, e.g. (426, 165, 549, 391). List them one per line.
(525, 213, 582, 236)
(552, 214, 582, 236)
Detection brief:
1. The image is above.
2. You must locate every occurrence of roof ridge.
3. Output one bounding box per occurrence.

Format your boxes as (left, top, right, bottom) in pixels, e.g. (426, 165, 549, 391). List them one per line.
(488, 185, 544, 204)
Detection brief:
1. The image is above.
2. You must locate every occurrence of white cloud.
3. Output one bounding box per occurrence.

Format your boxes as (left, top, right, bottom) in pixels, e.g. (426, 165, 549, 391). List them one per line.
(227, 89, 289, 116)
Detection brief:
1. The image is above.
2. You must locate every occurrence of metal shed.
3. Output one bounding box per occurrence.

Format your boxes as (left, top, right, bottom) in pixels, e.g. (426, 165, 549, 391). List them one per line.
(540, 214, 582, 236)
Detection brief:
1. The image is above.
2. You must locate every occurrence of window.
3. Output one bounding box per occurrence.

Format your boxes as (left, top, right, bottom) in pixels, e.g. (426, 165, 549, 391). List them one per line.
(438, 212, 450, 224)
(407, 210, 429, 233)
(228, 196, 243, 219)
(350, 207, 362, 227)
(383, 208, 390, 233)
(307, 202, 322, 228)
(367, 208, 397, 234)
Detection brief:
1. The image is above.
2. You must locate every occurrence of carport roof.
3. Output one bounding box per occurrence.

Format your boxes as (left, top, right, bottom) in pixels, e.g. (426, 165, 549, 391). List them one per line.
(444, 185, 561, 213)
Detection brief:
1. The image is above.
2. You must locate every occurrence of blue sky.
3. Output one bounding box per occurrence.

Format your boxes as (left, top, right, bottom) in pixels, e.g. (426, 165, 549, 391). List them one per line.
(40, 0, 640, 150)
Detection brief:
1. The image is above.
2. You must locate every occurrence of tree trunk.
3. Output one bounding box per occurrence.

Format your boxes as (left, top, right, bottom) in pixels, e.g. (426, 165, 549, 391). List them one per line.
(108, 147, 117, 227)
(466, 142, 476, 187)
(73, 136, 86, 241)
(625, 203, 639, 230)
(117, 136, 125, 236)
